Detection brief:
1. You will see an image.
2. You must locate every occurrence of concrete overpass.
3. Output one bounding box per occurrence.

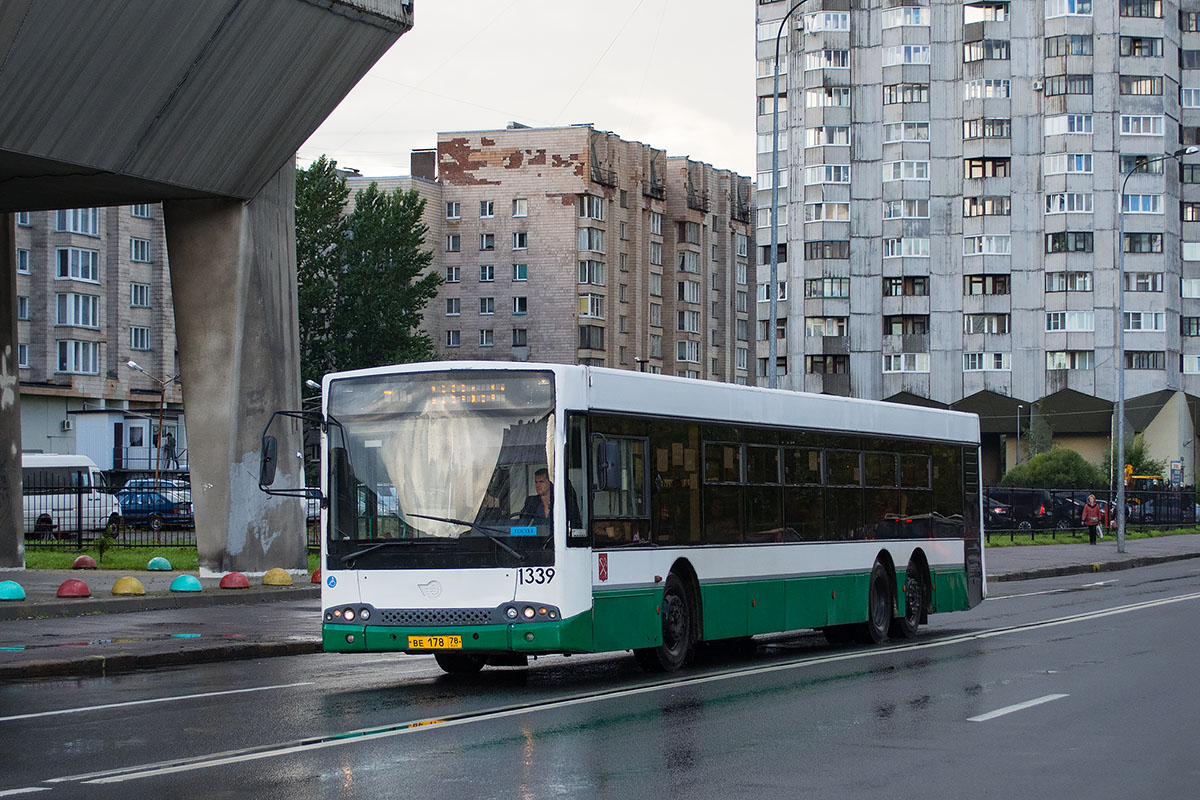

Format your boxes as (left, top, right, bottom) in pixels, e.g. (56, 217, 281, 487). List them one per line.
(0, 0, 414, 572)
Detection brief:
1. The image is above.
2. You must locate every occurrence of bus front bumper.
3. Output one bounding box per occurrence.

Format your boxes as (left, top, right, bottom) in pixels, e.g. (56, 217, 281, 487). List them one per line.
(323, 611, 593, 655)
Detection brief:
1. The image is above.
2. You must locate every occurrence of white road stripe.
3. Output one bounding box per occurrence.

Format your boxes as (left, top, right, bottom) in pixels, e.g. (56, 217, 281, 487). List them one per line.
(0, 788, 50, 797)
(41, 590, 1200, 786)
(968, 694, 1069, 722)
(0, 682, 313, 723)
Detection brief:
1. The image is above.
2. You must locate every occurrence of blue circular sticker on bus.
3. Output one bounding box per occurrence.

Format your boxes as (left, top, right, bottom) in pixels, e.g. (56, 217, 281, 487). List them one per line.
(326, 575, 337, 588)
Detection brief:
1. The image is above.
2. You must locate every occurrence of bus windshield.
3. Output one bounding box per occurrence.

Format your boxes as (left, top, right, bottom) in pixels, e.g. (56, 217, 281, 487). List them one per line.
(326, 369, 556, 568)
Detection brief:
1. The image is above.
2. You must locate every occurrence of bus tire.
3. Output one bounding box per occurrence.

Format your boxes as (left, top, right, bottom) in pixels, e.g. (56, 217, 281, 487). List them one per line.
(435, 652, 487, 675)
(634, 572, 693, 672)
(860, 560, 893, 645)
(890, 561, 927, 640)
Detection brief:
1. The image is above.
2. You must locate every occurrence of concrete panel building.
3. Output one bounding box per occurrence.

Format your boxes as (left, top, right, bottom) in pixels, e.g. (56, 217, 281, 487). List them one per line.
(756, 0, 1200, 483)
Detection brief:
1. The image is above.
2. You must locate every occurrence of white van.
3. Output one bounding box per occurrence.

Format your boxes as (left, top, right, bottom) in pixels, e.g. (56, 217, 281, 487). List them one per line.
(22, 453, 121, 537)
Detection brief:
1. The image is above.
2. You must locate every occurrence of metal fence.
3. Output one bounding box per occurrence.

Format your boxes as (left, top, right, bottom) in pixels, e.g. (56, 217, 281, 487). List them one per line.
(983, 486, 1197, 542)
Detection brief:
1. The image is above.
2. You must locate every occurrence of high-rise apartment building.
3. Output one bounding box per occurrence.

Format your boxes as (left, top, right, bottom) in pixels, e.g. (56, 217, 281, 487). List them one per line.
(756, 0, 1200, 482)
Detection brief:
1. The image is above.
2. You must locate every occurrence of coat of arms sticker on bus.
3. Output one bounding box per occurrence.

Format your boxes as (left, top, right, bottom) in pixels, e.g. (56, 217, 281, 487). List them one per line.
(598, 553, 608, 582)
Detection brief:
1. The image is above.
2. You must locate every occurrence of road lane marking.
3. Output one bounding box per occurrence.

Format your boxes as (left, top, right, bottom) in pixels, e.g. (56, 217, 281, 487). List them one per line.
(992, 579, 1119, 600)
(968, 694, 1069, 722)
(0, 788, 50, 797)
(43, 589, 1200, 786)
(0, 682, 313, 723)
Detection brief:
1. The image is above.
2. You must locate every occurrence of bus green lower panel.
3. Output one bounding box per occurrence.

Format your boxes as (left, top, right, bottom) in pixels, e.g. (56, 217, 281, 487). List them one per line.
(699, 573, 868, 642)
(324, 623, 367, 652)
(592, 587, 662, 652)
(930, 568, 968, 613)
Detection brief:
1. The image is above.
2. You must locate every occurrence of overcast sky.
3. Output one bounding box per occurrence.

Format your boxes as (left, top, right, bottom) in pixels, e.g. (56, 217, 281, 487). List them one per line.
(300, 0, 756, 179)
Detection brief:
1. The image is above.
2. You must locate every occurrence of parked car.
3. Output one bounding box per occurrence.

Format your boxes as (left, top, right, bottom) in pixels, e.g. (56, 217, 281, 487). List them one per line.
(1050, 494, 1083, 530)
(123, 477, 190, 492)
(115, 488, 194, 532)
(982, 494, 1014, 529)
(984, 488, 1054, 530)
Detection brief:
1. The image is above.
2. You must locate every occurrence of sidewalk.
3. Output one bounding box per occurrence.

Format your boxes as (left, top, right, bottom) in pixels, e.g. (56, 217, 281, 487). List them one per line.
(2, 534, 1199, 682)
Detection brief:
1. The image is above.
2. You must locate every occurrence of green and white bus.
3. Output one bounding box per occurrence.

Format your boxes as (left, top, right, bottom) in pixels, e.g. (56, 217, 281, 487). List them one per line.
(265, 361, 984, 674)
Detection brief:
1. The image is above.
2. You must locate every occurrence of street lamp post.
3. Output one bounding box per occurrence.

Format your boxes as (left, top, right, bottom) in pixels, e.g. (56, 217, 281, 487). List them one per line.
(1016, 404, 1023, 466)
(1115, 146, 1198, 553)
(127, 361, 179, 490)
(767, 0, 808, 390)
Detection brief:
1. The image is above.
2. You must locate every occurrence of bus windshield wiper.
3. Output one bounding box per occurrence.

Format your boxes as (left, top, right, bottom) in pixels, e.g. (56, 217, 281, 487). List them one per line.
(342, 539, 415, 567)
(406, 513, 525, 561)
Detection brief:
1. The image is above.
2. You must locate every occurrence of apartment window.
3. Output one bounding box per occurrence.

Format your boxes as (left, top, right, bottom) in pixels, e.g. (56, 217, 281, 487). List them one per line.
(1045, 34, 1093, 57)
(677, 251, 700, 274)
(1124, 233, 1163, 253)
(1045, 232, 1093, 253)
(649, 334, 662, 358)
(446, 330, 461, 348)
(964, 275, 1009, 295)
(123, 283, 150, 311)
(736, 291, 748, 312)
(677, 221, 700, 245)
(883, 276, 929, 297)
(756, 281, 788, 302)
(964, 196, 1011, 217)
(647, 241, 662, 267)
(1045, 311, 1095, 331)
(806, 317, 848, 336)
(805, 49, 850, 70)
(804, 164, 851, 185)
(16, 211, 30, 226)
(1184, 11, 1200, 30)
(1044, 154, 1093, 174)
(757, 131, 789, 154)
(1046, 0, 1093, 17)
(1126, 351, 1165, 370)
(129, 326, 151, 351)
(130, 204, 152, 218)
(963, 352, 1011, 371)
(650, 303, 662, 327)
(512, 198, 528, 218)
(964, 235, 1011, 255)
(579, 294, 605, 319)
(512, 328, 528, 348)
(513, 297, 528, 315)
(17, 344, 27, 369)
(1121, 37, 1163, 57)
(16, 248, 30, 274)
(1044, 115, 1093, 136)
(1183, 202, 1200, 221)
(884, 83, 929, 104)
(56, 248, 100, 282)
(882, 122, 930, 143)
(579, 325, 606, 350)
(883, 354, 930, 373)
(480, 329, 495, 347)
(805, 87, 850, 108)
(16, 296, 29, 321)
(963, 118, 1011, 140)
(1045, 193, 1093, 214)
(1184, 89, 1200, 109)
(1046, 350, 1095, 369)
(578, 228, 605, 253)
(884, 315, 930, 335)
(130, 238, 151, 262)
(965, 158, 1011, 178)
(512, 232, 528, 250)
(1184, 242, 1200, 260)
(806, 126, 850, 147)
(963, 313, 1011, 334)
(804, 278, 850, 298)
(1183, 317, 1200, 336)
(677, 280, 701, 304)
(1120, 76, 1163, 95)
(804, 240, 850, 260)
(56, 208, 99, 236)
(884, 237, 931, 257)
(883, 45, 931, 66)
(882, 161, 929, 181)
(881, 6, 928, 27)
(963, 40, 1009, 62)
(446, 265, 460, 283)
(804, 203, 850, 222)
(737, 348, 749, 371)
(445, 298, 461, 316)
(676, 340, 700, 363)
(805, 12, 850, 31)
(1125, 312, 1166, 331)
(446, 201, 460, 220)
(480, 264, 495, 282)
(1120, 0, 1161, 17)
(1044, 75, 1093, 96)
(963, 79, 1011, 99)
(620, 221, 628, 241)
(480, 200, 494, 218)
(806, 355, 847, 374)
(883, 199, 929, 219)
(57, 340, 99, 374)
(736, 235, 748, 260)
(578, 194, 605, 221)
(1184, 279, 1200, 298)
(1121, 116, 1164, 136)
(480, 297, 495, 315)
(650, 211, 663, 236)
(1123, 194, 1163, 214)
(1184, 165, 1200, 184)
(446, 234, 461, 252)
(480, 233, 495, 251)
(1046, 271, 1093, 292)
(649, 273, 662, 297)
(757, 55, 787, 77)
(1124, 272, 1163, 292)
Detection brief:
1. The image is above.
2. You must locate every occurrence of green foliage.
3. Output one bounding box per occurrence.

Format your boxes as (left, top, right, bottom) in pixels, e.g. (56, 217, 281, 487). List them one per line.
(295, 157, 441, 388)
(1000, 447, 1107, 489)
(1100, 433, 1168, 480)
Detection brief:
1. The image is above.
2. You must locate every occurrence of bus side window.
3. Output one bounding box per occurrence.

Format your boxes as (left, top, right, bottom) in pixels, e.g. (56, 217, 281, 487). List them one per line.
(566, 414, 591, 547)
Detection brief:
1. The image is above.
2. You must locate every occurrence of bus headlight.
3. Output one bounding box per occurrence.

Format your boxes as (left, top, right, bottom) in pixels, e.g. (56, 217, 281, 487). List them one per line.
(506, 607, 519, 619)
(522, 606, 536, 619)
(343, 608, 356, 622)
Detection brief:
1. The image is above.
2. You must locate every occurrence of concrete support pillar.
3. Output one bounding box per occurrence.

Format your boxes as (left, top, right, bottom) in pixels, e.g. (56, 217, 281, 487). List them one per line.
(0, 213, 24, 568)
(164, 163, 305, 576)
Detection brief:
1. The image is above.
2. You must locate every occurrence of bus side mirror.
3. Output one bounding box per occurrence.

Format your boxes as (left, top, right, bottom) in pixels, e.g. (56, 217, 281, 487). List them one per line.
(595, 440, 621, 491)
(259, 436, 278, 487)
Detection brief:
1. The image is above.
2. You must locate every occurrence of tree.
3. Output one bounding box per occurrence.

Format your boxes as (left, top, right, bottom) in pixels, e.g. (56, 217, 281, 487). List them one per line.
(1101, 433, 1167, 481)
(1000, 447, 1107, 490)
(294, 158, 441, 386)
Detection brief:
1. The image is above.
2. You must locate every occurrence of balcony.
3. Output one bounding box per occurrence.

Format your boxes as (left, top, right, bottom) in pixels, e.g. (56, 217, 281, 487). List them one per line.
(591, 164, 618, 187)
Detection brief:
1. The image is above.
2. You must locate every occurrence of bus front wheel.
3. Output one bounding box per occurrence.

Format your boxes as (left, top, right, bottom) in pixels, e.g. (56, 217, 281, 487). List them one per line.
(434, 652, 486, 675)
(634, 573, 693, 672)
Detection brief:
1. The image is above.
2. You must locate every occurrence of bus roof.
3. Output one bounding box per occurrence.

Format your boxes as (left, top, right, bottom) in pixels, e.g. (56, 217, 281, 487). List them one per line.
(324, 361, 980, 446)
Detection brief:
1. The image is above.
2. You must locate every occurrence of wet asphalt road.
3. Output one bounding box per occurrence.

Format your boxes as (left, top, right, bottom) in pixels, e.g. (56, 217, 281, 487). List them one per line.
(3, 560, 1200, 799)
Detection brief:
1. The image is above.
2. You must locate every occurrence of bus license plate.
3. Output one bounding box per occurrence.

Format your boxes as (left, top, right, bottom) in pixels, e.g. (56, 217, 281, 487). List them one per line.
(408, 635, 462, 649)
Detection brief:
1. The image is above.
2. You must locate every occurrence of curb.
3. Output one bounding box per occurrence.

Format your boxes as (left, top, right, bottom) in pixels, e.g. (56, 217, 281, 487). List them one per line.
(988, 550, 1200, 582)
(0, 639, 322, 681)
(0, 585, 320, 621)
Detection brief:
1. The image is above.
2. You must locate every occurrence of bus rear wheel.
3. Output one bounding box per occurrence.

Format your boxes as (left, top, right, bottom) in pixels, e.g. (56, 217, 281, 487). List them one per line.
(889, 563, 926, 640)
(859, 560, 893, 645)
(634, 573, 693, 672)
(434, 652, 487, 675)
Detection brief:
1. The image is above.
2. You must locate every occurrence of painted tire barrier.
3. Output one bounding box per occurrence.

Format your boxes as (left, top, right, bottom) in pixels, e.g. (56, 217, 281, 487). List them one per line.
(219, 572, 250, 589)
(71, 555, 97, 570)
(112, 576, 147, 596)
(311, 569, 321, 584)
(57, 579, 92, 598)
(147, 556, 173, 571)
(170, 574, 203, 593)
(0, 580, 26, 601)
(263, 568, 293, 586)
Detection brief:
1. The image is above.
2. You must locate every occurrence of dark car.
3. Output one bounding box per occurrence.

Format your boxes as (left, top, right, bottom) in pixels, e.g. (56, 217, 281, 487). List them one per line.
(115, 489, 194, 532)
(984, 488, 1054, 530)
(982, 494, 1015, 529)
(1050, 494, 1083, 530)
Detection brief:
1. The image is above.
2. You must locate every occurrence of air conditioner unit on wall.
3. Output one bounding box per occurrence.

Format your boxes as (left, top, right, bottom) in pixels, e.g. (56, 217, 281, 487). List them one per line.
(1033, 79, 1044, 91)
(60, 418, 72, 431)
